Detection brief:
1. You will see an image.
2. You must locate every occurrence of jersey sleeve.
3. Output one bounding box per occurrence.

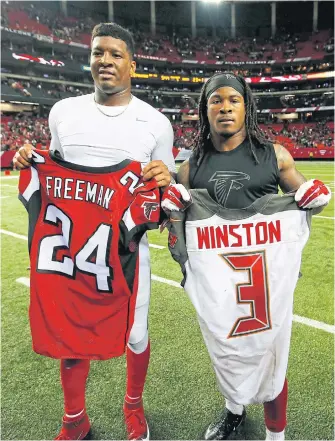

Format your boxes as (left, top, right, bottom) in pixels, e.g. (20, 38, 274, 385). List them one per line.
(151, 115, 177, 173)
(120, 184, 161, 249)
(18, 166, 40, 209)
(167, 211, 188, 286)
(18, 161, 43, 253)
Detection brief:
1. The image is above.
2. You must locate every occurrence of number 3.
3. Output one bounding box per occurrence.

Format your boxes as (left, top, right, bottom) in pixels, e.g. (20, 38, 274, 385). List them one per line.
(37, 204, 113, 292)
(222, 251, 271, 338)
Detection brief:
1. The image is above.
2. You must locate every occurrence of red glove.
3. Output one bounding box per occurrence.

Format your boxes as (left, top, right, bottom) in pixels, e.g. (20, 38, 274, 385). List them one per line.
(295, 179, 331, 209)
(161, 184, 192, 213)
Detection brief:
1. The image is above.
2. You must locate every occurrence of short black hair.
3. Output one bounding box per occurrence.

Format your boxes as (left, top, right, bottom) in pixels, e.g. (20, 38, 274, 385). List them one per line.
(91, 22, 135, 58)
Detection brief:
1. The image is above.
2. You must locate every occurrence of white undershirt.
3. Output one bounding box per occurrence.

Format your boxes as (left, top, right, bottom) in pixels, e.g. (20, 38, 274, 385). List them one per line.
(95, 103, 127, 117)
(48, 93, 176, 171)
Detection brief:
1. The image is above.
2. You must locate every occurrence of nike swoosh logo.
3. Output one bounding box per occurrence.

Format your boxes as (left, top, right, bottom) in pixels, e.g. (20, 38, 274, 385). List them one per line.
(142, 194, 157, 200)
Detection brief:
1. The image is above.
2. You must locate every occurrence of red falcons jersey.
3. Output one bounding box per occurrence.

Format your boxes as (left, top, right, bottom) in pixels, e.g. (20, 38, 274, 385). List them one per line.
(19, 150, 160, 360)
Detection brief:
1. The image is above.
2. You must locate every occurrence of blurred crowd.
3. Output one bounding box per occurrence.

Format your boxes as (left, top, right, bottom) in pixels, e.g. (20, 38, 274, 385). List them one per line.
(172, 32, 298, 60)
(2, 78, 90, 99)
(1, 115, 333, 152)
(1, 116, 50, 150)
(135, 61, 333, 78)
(6, 39, 332, 79)
(2, 1, 101, 41)
(2, 2, 333, 63)
(1, 2, 333, 154)
(173, 120, 334, 150)
(173, 123, 197, 149)
(265, 120, 334, 148)
(2, 77, 333, 111)
(133, 27, 334, 62)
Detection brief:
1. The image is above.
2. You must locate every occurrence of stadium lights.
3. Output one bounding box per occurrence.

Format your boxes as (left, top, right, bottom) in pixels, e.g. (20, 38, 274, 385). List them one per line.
(202, 0, 223, 3)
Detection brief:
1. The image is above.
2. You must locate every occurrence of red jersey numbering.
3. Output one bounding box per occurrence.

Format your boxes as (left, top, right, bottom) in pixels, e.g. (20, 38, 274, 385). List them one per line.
(19, 150, 160, 360)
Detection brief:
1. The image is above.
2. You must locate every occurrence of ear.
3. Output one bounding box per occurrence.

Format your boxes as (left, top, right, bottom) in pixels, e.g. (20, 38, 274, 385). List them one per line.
(130, 60, 136, 77)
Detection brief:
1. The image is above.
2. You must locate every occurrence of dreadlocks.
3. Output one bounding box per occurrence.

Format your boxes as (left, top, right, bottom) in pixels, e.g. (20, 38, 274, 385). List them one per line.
(193, 72, 271, 164)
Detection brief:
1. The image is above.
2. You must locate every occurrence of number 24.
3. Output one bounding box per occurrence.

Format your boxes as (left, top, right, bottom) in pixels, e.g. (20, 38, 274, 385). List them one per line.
(37, 204, 113, 292)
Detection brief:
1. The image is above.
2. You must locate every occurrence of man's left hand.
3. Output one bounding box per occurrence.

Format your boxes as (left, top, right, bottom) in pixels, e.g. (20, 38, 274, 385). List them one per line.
(161, 184, 192, 213)
(142, 160, 171, 189)
(295, 179, 331, 209)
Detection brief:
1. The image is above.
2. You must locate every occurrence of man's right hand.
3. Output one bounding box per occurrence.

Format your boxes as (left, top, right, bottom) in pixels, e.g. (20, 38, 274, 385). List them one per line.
(13, 144, 34, 170)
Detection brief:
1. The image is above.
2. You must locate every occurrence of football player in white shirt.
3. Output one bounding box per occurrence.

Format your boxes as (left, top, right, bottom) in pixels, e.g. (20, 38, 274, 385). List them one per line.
(161, 72, 331, 441)
(14, 23, 176, 441)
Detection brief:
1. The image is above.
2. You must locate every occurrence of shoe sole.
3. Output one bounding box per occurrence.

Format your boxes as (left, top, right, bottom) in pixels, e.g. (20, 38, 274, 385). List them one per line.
(143, 421, 150, 441)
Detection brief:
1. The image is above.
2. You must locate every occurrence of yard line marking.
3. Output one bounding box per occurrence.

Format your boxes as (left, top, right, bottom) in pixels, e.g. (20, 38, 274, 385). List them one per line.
(151, 274, 183, 288)
(314, 216, 335, 220)
(0, 176, 19, 180)
(16, 276, 335, 334)
(292, 315, 335, 334)
(0, 229, 165, 249)
(0, 196, 10, 199)
(1, 184, 17, 187)
(149, 277, 335, 334)
(1, 229, 28, 241)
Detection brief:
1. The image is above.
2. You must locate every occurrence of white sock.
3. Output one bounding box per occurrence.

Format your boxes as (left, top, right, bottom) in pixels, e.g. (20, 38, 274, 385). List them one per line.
(225, 399, 244, 416)
(265, 428, 285, 440)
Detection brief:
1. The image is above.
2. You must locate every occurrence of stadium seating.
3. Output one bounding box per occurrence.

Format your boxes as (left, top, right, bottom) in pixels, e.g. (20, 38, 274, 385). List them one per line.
(2, 3, 332, 63)
(1, 2, 333, 162)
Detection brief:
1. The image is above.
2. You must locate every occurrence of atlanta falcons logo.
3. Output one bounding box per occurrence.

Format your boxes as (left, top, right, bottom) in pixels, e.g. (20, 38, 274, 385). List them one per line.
(141, 202, 159, 220)
(209, 171, 250, 207)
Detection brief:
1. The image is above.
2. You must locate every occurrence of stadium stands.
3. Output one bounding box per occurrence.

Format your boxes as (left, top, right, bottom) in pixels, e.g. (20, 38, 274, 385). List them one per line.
(1, 1, 334, 163)
(1, 115, 333, 155)
(2, 2, 333, 64)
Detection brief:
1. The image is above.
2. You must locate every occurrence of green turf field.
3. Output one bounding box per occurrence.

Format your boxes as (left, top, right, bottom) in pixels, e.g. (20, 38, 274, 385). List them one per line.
(1, 162, 334, 440)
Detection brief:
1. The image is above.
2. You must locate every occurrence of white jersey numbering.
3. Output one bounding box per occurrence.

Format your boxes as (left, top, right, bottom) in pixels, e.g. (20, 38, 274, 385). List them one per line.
(168, 191, 312, 405)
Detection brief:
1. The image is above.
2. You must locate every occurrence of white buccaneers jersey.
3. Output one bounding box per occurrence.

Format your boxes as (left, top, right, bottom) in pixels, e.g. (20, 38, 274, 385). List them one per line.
(168, 191, 312, 405)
